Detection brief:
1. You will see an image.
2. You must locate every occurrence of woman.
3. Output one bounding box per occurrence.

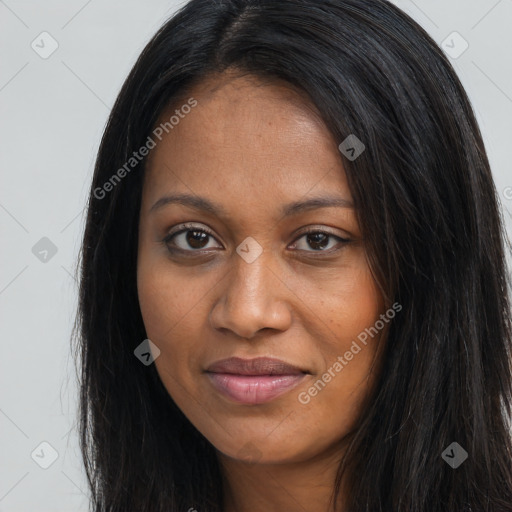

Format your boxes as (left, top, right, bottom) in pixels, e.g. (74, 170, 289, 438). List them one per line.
(74, 0, 512, 510)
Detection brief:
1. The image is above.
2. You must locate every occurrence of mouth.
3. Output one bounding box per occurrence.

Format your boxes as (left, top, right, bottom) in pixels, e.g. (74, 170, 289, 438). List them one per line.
(205, 357, 309, 405)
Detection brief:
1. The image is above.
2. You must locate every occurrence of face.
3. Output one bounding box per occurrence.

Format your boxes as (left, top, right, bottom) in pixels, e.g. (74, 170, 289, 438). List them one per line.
(137, 71, 386, 465)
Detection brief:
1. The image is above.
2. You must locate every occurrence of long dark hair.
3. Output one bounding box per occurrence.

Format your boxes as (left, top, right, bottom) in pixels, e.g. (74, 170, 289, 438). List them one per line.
(73, 0, 512, 510)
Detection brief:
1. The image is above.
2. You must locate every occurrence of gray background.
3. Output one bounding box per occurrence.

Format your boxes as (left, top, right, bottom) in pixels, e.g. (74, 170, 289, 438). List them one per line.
(1, 1, 511, 510)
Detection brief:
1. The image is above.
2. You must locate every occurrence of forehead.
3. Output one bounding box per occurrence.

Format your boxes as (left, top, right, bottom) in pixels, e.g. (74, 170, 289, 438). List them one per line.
(141, 72, 351, 216)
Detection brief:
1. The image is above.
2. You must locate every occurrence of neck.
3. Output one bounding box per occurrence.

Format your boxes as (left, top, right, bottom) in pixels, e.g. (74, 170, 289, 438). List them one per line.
(217, 441, 349, 512)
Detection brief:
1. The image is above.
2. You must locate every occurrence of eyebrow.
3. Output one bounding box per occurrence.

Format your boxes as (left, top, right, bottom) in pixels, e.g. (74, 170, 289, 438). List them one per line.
(149, 193, 354, 217)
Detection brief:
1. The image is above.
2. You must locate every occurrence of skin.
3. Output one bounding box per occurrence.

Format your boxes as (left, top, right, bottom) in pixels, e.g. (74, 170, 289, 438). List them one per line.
(137, 70, 386, 512)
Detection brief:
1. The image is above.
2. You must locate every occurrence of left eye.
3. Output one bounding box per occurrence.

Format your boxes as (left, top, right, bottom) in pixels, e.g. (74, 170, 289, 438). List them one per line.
(290, 231, 349, 252)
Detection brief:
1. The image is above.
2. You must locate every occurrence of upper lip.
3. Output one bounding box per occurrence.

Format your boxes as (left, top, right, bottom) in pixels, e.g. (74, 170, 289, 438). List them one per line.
(206, 357, 308, 376)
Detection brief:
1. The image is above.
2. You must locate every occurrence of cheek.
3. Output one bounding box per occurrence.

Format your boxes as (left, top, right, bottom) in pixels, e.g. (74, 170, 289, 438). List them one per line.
(137, 263, 203, 403)
(137, 256, 202, 343)
(136, 257, 216, 386)
(305, 257, 384, 420)
(137, 272, 179, 342)
(310, 251, 384, 350)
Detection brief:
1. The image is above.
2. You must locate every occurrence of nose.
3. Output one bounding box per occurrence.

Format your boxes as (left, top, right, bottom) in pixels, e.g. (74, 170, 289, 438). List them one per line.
(209, 249, 292, 340)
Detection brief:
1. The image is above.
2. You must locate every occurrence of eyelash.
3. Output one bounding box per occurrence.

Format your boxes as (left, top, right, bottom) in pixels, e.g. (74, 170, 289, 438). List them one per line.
(162, 223, 351, 256)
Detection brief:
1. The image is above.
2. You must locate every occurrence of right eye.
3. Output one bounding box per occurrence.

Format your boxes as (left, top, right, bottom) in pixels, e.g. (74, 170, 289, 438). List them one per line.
(162, 223, 223, 253)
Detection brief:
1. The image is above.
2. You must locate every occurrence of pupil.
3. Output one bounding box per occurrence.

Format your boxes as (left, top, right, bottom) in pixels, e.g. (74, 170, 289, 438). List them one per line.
(187, 230, 208, 249)
(307, 233, 329, 250)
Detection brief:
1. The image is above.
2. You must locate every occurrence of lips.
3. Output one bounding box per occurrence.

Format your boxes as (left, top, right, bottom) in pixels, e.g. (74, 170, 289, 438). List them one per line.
(205, 357, 309, 404)
(206, 356, 307, 376)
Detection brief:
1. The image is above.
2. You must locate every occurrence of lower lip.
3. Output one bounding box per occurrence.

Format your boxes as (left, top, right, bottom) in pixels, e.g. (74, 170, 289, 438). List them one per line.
(206, 372, 306, 404)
